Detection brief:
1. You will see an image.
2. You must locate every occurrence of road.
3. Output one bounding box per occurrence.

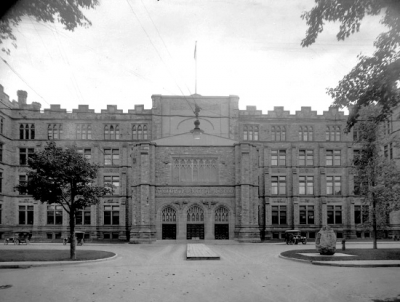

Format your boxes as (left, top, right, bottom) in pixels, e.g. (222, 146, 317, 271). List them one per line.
(0, 242, 399, 302)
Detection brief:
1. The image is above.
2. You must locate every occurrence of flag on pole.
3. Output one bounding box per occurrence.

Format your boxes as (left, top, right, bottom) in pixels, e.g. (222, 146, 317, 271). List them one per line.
(194, 41, 197, 59)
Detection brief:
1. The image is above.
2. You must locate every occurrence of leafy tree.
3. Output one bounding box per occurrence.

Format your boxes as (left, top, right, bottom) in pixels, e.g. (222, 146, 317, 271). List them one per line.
(353, 105, 400, 248)
(15, 142, 112, 259)
(1, 0, 99, 54)
(301, 0, 400, 131)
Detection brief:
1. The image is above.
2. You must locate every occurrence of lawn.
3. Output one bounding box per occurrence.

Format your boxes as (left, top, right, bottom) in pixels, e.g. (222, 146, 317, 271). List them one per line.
(0, 250, 115, 262)
(281, 249, 400, 262)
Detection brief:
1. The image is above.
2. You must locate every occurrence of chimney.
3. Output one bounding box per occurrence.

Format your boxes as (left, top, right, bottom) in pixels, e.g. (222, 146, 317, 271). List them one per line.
(17, 90, 27, 104)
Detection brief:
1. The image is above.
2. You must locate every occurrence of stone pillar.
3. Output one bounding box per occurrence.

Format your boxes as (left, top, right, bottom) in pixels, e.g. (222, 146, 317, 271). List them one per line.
(321, 198, 327, 226)
(130, 143, 156, 243)
(293, 198, 299, 229)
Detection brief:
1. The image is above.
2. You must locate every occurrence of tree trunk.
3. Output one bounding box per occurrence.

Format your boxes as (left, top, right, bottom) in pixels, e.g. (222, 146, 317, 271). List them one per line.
(372, 199, 378, 249)
(69, 208, 76, 260)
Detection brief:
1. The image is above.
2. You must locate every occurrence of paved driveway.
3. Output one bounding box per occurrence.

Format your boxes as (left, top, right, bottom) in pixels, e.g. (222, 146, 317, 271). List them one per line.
(1, 242, 399, 302)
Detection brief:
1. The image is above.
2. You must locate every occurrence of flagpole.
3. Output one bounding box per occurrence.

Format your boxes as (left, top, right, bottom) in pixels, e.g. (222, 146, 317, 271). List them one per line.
(194, 41, 197, 94)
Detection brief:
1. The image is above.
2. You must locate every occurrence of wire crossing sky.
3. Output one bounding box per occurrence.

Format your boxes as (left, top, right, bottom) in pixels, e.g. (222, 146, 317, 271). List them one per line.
(0, 0, 383, 114)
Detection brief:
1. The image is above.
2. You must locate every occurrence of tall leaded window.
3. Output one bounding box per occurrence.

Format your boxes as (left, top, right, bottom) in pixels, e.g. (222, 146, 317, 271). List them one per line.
(47, 205, 63, 224)
(47, 124, 63, 140)
(298, 150, 313, 166)
(326, 150, 341, 166)
(299, 176, 314, 195)
(19, 205, 34, 225)
(272, 125, 286, 141)
(243, 125, 259, 141)
(132, 124, 149, 140)
(383, 118, 392, 135)
(104, 205, 119, 225)
(104, 176, 120, 195)
(271, 150, 286, 166)
(299, 126, 313, 141)
(215, 207, 229, 222)
(326, 126, 341, 141)
(0, 172, 2, 193)
(384, 143, 394, 159)
(19, 175, 32, 195)
(0, 116, 3, 134)
(299, 205, 314, 224)
(327, 205, 342, 224)
(19, 124, 35, 140)
(272, 205, 287, 225)
(172, 158, 218, 183)
(76, 206, 91, 225)
(271, 176, 286, 195)
(0, 203, 2, 224)
(76, 124, 92, 140)
(327, 176, 341, 195)
(353, 124, 360, 141)
(0, 144, 3, 162)
(104, 149, 120, 166)
(187, 205, 204, 222)
(162, 207, 176, 222)
(19, 148, 34, 165)
(104, 124, 120, 140)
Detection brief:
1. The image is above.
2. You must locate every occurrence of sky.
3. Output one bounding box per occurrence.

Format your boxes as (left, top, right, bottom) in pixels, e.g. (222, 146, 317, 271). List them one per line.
(0, 0, 385, 114)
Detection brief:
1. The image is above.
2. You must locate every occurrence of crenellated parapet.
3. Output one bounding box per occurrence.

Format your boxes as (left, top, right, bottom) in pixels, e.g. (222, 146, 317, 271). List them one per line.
(44, 104, 67, 114)
(239, 105, 347, 120)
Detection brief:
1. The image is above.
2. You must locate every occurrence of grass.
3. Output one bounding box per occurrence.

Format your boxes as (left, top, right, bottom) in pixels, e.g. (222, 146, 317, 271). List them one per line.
(281, 249, 400, 262)
(0, 250, 115, 262)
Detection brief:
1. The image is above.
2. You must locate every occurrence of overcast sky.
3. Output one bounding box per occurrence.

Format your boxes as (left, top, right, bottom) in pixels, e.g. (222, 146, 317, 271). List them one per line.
(0, 0, 384, 114)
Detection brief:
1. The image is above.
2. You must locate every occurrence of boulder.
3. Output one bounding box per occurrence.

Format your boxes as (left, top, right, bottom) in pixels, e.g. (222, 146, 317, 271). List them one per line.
(315, 225, 336, 255)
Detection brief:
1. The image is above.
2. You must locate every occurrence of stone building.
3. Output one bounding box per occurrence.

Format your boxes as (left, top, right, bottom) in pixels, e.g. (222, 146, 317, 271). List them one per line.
(0, 84, 399, 242)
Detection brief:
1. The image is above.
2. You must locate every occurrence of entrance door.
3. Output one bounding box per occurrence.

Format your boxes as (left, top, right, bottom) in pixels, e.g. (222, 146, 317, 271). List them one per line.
(187, 224, 204, 240)
(162, 224, 176, 240)
(215, 224, 229, 240)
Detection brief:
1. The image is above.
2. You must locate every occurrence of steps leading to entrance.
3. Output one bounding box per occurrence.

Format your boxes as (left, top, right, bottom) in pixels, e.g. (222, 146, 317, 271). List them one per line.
(186, 244, 220, 260)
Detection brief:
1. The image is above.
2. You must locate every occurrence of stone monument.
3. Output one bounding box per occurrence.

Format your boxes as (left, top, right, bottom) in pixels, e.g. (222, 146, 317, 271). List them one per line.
(315, 225, 336, 255)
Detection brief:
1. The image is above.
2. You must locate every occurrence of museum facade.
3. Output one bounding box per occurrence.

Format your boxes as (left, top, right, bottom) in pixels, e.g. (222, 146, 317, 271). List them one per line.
(0, 84, 399, 242)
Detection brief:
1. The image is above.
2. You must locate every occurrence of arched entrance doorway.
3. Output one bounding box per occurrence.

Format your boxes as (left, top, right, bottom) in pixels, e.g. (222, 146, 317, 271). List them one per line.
(215, 206, 229, 240)
(161, 206, 177, 240)
(186, 205, 204, 240)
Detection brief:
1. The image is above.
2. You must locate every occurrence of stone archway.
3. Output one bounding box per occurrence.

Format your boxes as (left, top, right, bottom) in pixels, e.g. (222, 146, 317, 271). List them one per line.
(214, 206, 229, 240)
(186, 205, 204, 240)
(161, 206, 177, 240)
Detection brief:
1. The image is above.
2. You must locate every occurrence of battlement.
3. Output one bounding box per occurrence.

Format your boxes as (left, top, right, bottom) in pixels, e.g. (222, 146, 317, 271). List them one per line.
(239, 105, 347, 119)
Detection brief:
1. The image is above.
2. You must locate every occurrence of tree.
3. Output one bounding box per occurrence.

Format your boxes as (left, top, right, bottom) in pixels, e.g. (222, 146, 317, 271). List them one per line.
(1, 0, 99, 54)
(353, 105, 400, 249)
(15, 142, 112, 259)
(301, 0, 400, 131)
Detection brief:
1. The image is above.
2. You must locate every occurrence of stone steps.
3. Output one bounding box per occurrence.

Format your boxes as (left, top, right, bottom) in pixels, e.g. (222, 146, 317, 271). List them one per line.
(186, 244, 220, 260)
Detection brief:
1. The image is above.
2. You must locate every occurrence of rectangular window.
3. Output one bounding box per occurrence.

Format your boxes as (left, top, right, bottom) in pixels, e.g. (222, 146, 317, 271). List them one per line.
(77, 148, 91, 160)
(173, 158, 218, 183)
(327, 176, 341, 195)
(104, 149, 120, 166)
(299, 176, 314, 195)
(0, 116, 3, 134)
(19, 124, 35, 140)
(353, 176, 360, 196)
(104, 205, 120, 225)
(326, 126, 341, 141)
(271, 176, 286, 195)
(298, 150, 313, 166)
(104, 124, 120, 140)
(47, 205, 63, 225)
(243, 125, 259, 141)
(0, 204, 2, 224)
(76, 206, 91, 225)
(76, 124, 92, 140)
(299, 205, 314, 224)
(19, 148, 34, 165)
(18, 175, 32, 195)
(354, 205, 369, 224)
(383, 119, 392, 135)
(326, 150, 341, 166)
(272, 205, 287, 225)
(271, 150, 286, 166)
(104, 176, 120, 195)
(0, 144, 2, 162)
(19, 205, 34, 225)
(0, 172, 2, 193)
(271, 126, 286, 141)
(353, 124, 360, 141)
(299, 126, 313, 141)
(47, 124, 63, 140)
(327, 205, 342, 224)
